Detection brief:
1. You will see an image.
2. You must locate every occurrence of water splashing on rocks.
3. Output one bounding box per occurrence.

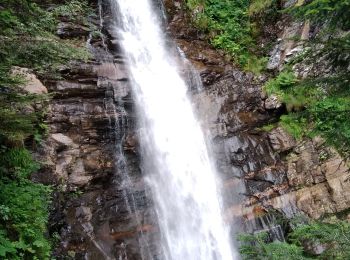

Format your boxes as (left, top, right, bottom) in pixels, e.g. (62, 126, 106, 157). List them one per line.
(109, 0, 238, 259)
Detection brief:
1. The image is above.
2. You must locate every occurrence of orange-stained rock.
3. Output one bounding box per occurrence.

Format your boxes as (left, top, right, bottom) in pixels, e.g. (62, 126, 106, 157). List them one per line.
(110, 225, 155, 240)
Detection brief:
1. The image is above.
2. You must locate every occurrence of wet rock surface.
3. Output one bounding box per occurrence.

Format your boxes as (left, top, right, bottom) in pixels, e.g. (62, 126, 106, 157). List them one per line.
(35, 2, 160, 259)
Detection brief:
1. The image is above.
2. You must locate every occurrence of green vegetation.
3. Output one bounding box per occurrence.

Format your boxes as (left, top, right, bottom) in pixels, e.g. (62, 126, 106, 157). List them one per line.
(0, 0, 93, 258)
(186, 0, 349, 156)
(239, 232, 305, 260)
(0, 0, 91, 79)
(185, 0, 277, 73)
(287, 0, 350, 30)
(264, 71, 299, 99)
(0, 91, 49, 143)
(239, 219, 350, 259)
(53, 0, 93, 24)
(262, 1, 350, 156)
(267, 75, 350, 156)
(278, 114, 307, 140)
(260, 123, 277, 132)
(0, 148, 51, 259)
(248, 0, 274, 16)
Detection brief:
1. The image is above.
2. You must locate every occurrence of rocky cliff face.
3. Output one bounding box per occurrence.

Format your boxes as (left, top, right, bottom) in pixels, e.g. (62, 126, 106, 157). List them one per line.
(35, 2, 159, 259)
(164, 0, 350, 240)
(36, 0, 349, 259)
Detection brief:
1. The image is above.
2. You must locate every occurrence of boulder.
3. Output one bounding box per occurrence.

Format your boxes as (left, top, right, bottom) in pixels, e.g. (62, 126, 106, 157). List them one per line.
(268, 127, 297, 152)
(11, 67, 48, 94)
(68, 159, 92, 187)
(264, 95, 282, 110)
(51, 133, 75, 147)
(75, 206, 92, 222)
(57, 22, 90, 38)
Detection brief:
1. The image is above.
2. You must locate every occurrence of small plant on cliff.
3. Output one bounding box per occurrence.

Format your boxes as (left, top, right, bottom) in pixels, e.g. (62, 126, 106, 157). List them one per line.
(279, 114, 308, 139)
(53, 0, 94, 25)
(185, 0, 257, 67)
(185, 0, 279, 73)
(239, 232, 306, 260)
(248, 0, 275, 16)
(239, 219, 350, 259)
(264, 71, 298, 97)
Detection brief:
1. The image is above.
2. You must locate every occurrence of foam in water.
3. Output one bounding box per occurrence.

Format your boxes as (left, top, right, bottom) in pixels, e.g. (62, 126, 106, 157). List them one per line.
(110, 0, 238, 259)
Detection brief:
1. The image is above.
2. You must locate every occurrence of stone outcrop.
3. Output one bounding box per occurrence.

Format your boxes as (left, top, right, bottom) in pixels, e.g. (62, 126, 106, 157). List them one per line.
(12, 66, 48, 94)
(268, 127, 296, 152)
(241, 136, 350, 220)
(266, 0, 310, 71)
(264, 95, 283, 110)
(57, 22, 91, 38)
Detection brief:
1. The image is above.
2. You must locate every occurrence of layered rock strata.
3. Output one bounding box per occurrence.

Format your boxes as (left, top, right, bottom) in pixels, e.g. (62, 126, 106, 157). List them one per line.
(36, 2, 159, 259)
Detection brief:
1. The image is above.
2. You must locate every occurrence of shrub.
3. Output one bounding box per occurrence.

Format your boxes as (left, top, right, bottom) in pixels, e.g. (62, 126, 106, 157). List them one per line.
(0, 148, 51, 259)
(186, 0, 279, 73)
(279, 114, 307, 140)
(239, 220, 350, 260)
(0, 181, 51, 259)
(263, 71, 298, 97)
(186, 0, 254, 66)
(53, 0, 94, 24)
(0, 148, 39, 179)
(249, 0, 274, 16)
(238, 232, 306, 260)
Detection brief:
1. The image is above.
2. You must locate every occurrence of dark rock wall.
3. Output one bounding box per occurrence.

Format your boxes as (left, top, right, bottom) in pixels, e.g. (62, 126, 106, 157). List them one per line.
(36, 1, 160, 259)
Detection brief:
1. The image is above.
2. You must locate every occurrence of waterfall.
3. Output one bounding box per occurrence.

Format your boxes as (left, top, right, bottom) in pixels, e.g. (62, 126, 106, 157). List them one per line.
(109, 0, 238, 259)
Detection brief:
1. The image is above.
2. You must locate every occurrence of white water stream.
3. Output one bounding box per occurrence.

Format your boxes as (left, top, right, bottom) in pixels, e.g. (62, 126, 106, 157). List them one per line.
(110, 0, 238, 259)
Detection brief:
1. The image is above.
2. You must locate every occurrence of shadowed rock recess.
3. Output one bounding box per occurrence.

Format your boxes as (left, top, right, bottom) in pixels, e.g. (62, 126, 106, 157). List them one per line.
(36, 0, 349, 259)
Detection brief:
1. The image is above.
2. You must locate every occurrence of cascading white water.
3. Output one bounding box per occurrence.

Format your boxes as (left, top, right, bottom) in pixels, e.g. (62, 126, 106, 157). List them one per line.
(110, 0, 238, 259)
